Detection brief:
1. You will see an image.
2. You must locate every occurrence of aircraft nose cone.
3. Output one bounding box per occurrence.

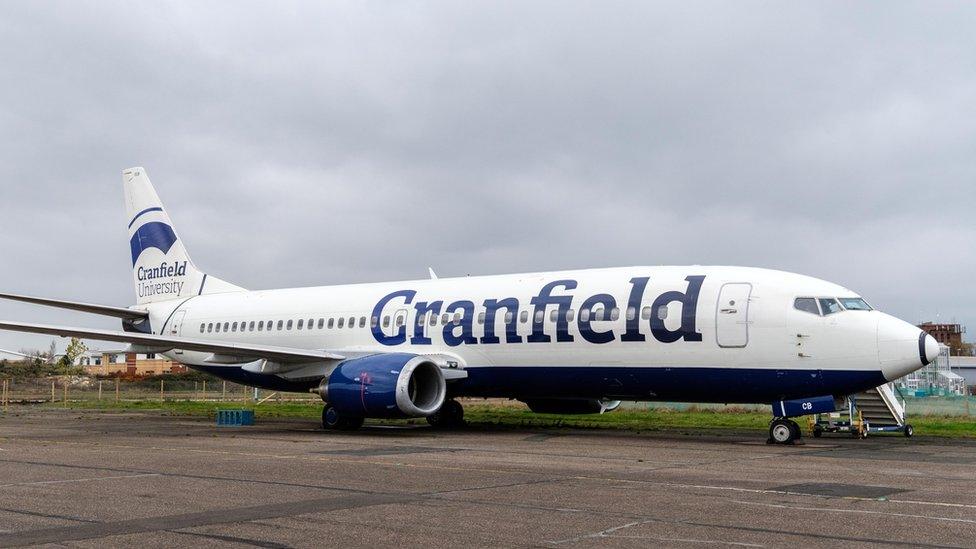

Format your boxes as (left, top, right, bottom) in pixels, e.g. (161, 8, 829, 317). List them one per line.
(921, 333, 940, 366)
(878, 314, 932, 381)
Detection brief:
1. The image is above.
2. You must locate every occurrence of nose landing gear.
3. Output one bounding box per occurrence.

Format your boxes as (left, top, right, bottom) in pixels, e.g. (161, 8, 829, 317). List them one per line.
(768, 418, 802, 445)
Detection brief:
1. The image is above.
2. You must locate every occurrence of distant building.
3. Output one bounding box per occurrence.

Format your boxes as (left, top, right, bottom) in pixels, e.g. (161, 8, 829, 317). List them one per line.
(950, 355, 976, 393)
(77, 350, 187, 377)
(917, 322, 967, 355)
(898, 343, 967, 396)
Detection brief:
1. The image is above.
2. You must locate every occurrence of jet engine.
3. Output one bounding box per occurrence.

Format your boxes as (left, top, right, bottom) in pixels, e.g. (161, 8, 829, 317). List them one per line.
(521, 398, 622, 415)
(318, 353, 446, 418)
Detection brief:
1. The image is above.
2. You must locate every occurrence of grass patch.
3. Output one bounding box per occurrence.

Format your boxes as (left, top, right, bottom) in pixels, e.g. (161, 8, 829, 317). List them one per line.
(34, 399, 976, 438)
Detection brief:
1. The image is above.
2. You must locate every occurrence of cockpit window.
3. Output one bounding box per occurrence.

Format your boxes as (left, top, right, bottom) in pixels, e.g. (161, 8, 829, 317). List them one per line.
(794, 298, 820, 315)
(839, 297, 872, 311)
(818, 298, 843, 315)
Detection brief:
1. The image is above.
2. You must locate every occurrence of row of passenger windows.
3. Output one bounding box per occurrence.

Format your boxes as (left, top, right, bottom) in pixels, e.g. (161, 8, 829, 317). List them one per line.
(198, 305, 672, 335)
(793, 297, 872, 316)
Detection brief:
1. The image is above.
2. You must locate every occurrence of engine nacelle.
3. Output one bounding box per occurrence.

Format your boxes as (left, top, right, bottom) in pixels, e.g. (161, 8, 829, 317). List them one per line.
(318, 353, 446, 418)
(522, 398, 622, 415)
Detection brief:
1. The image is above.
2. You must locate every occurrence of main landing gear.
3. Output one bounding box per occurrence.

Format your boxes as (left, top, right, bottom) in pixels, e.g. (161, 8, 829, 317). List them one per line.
(767, 418, 802, 445)
(427, 399, 465, 429)
(322, 405, 364, 431)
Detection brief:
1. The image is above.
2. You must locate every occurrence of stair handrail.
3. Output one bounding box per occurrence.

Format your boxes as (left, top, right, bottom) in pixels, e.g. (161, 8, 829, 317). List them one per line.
(878, 382, 906, 425)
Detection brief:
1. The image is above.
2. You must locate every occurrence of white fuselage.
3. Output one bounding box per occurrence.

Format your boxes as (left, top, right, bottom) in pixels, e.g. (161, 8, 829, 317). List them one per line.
(140, 265, 929, 404)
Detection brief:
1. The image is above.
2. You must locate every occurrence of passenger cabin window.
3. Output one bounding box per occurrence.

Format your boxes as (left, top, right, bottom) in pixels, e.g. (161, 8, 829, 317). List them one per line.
(477, 312, 486, 325)
(520, 311, 529, 323)
(337, 317, 344, 328)
(839, 298, 872, 311)
(657, 305, 668, 320)
(794, 298, 820, 315)
(819, 298, 843, 316)
(504, 311, 514, 323)
(318, 318, 324, 329)
(360, 316, 367, 328)
(641, 306, 652, 320)
(258, 321, 264, 331)
(223, 323, 229, 332)
(215, 323, 222, 333)
(277, 320, 284, 331)
(580, 309, 590, 322)
(286, 320, 293, 330)
(371, 316, 378, 328)
(207, 323, 214, 333)
(348, 316, 355, 328)
(328, 318, 335, 329)
(549, 309, 559, 322)
(249, 321, 255, 332)
(610, 308, 620, 321)
(232, 322, 238, 332)
(199, 324, 205, 333)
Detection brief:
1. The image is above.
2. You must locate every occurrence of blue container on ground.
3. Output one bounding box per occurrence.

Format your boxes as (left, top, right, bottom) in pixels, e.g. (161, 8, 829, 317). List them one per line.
(216, 409, 255, 426)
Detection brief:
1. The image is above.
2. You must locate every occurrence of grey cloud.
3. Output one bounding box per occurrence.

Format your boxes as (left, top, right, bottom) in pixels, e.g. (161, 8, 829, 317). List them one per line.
(1, 1, 974, 351)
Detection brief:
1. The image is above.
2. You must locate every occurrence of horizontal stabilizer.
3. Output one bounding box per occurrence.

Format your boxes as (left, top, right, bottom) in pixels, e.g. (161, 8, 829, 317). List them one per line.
(0, 321, 344, 364)
(0, 293, 148, 320)
(0, 348, 47, 360)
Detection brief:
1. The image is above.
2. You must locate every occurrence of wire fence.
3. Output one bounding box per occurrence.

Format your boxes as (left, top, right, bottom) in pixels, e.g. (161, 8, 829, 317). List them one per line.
(0, 377, 974, 417)
(0, 377, 321, 407)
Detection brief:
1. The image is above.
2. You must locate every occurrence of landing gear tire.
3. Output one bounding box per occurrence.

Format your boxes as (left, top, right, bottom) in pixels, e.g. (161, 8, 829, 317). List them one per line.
(788, 420, 801, 440)
(903, 424, 914, 437)
(322, 406, 364, 431)
(427, 399, 465, 430)
(768, 419, 799, 445)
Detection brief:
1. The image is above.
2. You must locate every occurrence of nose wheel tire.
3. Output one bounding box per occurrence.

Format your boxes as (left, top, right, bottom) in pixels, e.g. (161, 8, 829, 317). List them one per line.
(322, 405, 364, 431)
(427, 399, 465, 429)
(904, 424, 914, 437)
(768, 419, 800, 445)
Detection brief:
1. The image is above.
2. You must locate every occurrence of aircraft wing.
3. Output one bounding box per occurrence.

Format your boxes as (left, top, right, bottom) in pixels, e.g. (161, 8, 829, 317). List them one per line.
(0, 293, 148, 320)
(0, 321, 344, 364)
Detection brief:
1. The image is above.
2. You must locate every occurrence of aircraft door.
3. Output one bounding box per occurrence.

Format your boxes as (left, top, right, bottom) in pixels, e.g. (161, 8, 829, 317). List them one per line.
(169, 310, 187, 355)
(169, 310, 187, 336)
(716, 283, 752, 348)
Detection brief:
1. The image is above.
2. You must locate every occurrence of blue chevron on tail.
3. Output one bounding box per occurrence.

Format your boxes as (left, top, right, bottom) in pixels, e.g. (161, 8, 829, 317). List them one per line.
(123, 167, 244, 305)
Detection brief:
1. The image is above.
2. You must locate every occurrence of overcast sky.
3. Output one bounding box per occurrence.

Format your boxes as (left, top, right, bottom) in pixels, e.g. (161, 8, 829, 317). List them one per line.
(1, 2, 974, 353)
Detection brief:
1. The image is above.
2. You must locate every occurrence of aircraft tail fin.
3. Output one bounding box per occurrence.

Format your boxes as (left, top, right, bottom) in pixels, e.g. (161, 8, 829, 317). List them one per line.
(123, 167, 244, 305)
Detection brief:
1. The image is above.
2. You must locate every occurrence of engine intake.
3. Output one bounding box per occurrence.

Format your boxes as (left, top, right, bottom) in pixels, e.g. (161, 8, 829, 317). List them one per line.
(319, 353, 446, 418)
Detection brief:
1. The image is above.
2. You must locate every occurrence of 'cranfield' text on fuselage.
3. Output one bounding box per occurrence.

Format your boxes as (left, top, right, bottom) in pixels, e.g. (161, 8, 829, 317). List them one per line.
(371, 276, 705, 346)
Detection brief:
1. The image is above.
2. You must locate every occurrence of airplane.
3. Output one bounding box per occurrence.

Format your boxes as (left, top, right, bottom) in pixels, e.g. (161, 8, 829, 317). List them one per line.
(0, 167, 938, 444)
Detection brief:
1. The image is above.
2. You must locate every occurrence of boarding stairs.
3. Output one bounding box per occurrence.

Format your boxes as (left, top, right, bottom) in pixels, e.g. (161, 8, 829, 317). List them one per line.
(852, 383, 906, 430)
(812, 382, 913, 438)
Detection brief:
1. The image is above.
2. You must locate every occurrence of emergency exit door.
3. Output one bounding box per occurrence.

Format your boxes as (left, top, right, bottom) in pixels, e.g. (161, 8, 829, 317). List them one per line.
(716, 283, 752, 348)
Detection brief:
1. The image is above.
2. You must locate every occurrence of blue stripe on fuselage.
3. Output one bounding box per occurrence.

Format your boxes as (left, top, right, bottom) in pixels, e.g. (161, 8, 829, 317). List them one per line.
(187, 365, 886, 404)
